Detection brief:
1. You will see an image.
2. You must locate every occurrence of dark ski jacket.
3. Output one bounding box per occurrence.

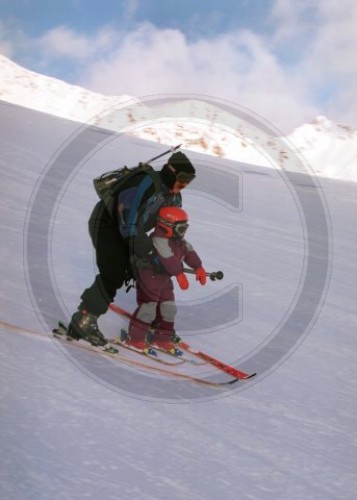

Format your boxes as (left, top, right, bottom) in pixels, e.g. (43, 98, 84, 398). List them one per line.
(108, 171, 182, 257)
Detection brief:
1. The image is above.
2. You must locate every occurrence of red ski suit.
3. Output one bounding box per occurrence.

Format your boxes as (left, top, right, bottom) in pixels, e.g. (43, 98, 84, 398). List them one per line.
(129, 228, 203, 345)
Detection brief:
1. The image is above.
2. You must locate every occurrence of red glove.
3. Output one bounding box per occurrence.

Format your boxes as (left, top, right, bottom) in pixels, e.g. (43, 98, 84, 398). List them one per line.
(176, 273, 189, 290)
(195, 267, 207, 285)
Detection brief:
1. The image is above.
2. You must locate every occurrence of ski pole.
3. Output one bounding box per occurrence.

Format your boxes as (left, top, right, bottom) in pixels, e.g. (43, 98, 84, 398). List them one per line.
(183, 268, 224, 281)
(143, 144, 182, 165)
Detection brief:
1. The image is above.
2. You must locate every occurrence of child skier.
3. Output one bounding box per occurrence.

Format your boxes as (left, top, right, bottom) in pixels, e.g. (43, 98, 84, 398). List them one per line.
(126, 206, 207, 352)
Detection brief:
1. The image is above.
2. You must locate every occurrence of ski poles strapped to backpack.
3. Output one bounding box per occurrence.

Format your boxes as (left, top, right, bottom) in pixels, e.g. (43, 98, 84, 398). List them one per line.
(93, 144, 182, 216)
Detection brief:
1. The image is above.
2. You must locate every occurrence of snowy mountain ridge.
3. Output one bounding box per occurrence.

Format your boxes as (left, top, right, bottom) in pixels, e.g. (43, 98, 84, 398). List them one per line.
(1, 54, 356, 182)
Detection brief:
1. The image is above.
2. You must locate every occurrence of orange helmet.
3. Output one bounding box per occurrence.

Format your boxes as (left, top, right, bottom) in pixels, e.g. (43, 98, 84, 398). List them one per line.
(156, 206, 189, 239)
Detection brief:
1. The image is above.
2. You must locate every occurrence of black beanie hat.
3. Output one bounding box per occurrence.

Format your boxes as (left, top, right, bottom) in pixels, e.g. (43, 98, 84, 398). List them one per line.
(160, 152, 196, 189)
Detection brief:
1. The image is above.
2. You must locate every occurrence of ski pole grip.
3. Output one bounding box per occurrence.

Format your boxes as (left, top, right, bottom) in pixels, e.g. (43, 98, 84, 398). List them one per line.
(183, 268, 224, 280)
(209, 270, 224, 281)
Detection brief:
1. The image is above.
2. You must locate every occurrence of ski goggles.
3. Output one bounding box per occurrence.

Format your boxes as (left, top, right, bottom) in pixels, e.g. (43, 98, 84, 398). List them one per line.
(158, 217, 189, 238)
(168, 165, 196, 184)
(174, 221, 189, 238)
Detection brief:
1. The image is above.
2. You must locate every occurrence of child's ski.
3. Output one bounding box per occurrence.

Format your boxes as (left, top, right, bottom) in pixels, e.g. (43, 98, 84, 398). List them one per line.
(109, 328, 205, 366)
(109, 303, 256, 380)
(176, 341, 256, 379)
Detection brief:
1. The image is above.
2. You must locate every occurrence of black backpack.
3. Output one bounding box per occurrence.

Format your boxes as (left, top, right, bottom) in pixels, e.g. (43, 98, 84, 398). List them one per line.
(93, 163, 160, 217)
(93, 144, 181, 217)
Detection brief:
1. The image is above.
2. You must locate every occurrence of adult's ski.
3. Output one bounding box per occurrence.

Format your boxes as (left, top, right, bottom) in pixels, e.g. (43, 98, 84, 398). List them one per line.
(51, 323, 240, 386)
(1, 319, 241, 387)
(109, 303, 256, 380)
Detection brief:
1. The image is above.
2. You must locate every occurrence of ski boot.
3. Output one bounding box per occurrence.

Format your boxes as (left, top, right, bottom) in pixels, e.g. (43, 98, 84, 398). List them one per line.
(152, 330, 176, 354)
(124, 320, 153, 353)
(67, 310, 108, 347)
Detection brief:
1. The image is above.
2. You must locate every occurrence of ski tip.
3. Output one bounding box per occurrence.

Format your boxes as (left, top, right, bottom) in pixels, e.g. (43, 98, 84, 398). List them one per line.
(227, 372, 256, 385)
(227, 378, 240, 385)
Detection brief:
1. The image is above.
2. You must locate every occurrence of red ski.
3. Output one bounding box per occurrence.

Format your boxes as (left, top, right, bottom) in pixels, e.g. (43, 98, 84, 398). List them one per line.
(109, 303, 256, 380)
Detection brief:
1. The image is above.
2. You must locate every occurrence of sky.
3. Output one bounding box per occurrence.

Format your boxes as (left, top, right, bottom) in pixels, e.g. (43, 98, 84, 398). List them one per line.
(0, 0, 356, 133)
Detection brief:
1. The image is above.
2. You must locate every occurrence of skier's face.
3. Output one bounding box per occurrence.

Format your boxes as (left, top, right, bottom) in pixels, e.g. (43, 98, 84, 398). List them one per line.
(170, 180, 190, 193)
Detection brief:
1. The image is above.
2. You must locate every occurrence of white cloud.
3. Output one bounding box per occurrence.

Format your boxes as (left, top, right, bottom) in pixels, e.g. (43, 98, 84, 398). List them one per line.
(269, 0, 316, 42)
(37, 25, 119, 60)
(0, 0, 356, 132)
(0, 39, 13, 58)
(76, 23, 318, 133)
(306, 1, 356, 77)
(300, 1, 357, 127)
(0, 20, 28, 59)
(271, 0, 357, 76)
(122, 0, 140, 23)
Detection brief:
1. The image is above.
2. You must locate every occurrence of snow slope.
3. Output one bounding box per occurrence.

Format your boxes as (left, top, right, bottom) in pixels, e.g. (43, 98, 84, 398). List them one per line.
(1, 96, 357, 500)
(1, 54, 356, 182)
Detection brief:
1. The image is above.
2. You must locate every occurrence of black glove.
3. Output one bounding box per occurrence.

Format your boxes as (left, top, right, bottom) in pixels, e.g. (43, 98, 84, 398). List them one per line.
(131, 232, 154, 258)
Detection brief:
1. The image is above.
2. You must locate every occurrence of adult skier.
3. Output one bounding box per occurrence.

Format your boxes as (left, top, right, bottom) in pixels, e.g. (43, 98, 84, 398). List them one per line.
(67, 151, 196, 347)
